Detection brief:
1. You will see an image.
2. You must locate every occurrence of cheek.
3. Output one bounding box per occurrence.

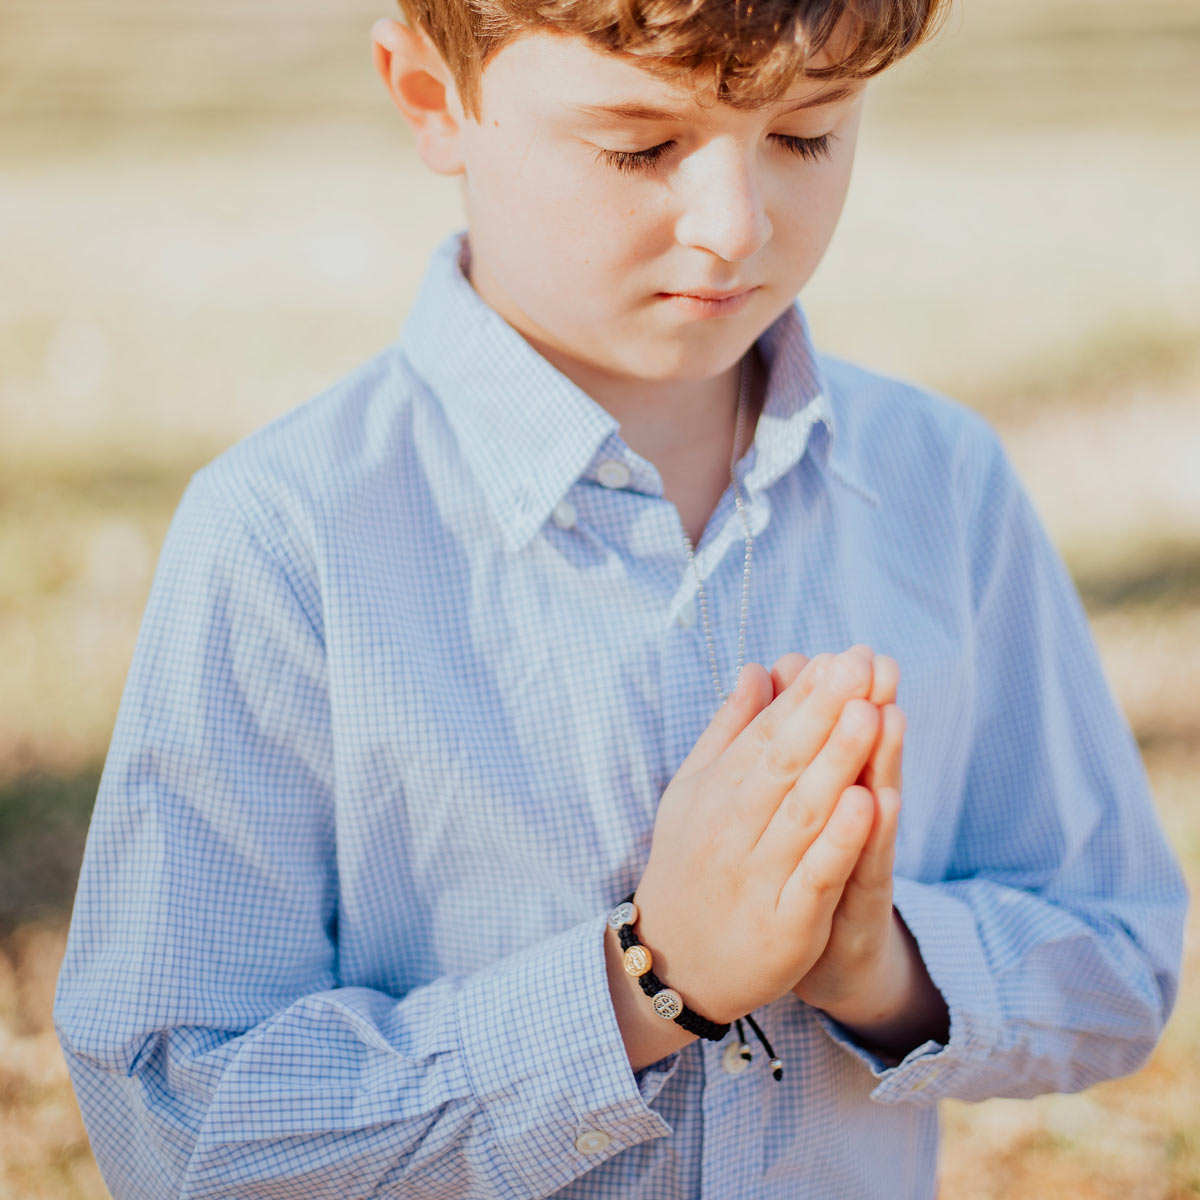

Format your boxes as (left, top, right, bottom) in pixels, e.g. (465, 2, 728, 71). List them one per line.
(780, 164, 855, 253)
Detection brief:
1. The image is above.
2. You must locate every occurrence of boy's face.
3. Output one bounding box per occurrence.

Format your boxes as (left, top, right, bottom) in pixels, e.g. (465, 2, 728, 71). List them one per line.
(395, 29, 865, 385)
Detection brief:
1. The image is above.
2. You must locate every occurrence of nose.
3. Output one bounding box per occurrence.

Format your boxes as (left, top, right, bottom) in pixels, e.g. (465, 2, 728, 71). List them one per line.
(673, 139, 773, 263)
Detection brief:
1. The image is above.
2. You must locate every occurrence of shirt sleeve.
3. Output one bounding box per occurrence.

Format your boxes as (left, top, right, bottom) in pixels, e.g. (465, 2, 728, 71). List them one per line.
(52, 468, 679, 1200)
(816, 417, 1189, 1104)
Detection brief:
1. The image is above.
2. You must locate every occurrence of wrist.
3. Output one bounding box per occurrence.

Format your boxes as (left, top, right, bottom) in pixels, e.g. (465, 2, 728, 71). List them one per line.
(814, 909, 910, 1029)
(818, 909, 949, 1060)
(604, 923, 697, 1072)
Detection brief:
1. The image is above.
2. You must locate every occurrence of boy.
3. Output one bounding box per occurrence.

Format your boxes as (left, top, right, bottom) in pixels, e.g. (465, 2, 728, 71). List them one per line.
(54, 2, 1187, 1197)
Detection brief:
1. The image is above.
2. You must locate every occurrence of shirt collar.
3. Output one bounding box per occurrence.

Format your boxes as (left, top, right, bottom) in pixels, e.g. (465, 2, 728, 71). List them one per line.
(397, 229, 875, 552)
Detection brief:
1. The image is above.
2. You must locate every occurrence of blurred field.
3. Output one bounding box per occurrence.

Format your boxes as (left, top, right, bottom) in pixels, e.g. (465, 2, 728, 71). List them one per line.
(1, 0, 1198, 1195)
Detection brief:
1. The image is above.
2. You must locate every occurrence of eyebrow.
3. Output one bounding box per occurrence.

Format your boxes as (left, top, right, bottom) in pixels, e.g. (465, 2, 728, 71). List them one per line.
(572, 84, 858, 123)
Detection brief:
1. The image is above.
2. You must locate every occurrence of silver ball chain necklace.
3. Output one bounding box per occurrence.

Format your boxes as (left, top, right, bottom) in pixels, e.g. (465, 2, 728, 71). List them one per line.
(678, 351, 754, 707)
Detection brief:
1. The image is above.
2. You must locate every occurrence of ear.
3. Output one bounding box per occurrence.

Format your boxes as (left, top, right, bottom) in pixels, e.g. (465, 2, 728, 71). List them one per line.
(371, 18, 468, 176)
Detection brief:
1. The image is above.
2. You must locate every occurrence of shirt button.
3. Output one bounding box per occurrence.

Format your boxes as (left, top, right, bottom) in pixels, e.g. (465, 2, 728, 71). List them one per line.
(721, 1041, 752, 1075)
(574, 1128, 611, 1155)
(552, 499, 577, 529)
(674, 603, 696, 628)
(595, 459, 631, 489)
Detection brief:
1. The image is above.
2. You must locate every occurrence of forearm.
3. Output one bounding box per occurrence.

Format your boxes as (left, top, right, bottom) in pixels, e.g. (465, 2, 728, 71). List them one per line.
(814, 874, 1186, 1107)
(816, 908, 949, 1064)
(58, 913, 677, 1199)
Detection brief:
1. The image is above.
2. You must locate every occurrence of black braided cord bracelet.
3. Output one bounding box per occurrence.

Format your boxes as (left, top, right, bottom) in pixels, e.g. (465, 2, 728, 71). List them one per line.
(610, 893, 783, 1080)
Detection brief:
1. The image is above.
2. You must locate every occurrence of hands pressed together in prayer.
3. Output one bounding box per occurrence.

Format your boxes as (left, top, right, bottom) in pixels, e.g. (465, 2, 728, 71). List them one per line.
(624, 645, 948, 1065)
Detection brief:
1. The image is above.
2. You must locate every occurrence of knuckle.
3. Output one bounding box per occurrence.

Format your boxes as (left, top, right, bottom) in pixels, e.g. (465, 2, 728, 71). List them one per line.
(840, 928, 875, 964)
(761, 736, 798, 780)
(797, 860, 836, 898)
(780, 787, 822, 837)
(748, 712, 778, 754)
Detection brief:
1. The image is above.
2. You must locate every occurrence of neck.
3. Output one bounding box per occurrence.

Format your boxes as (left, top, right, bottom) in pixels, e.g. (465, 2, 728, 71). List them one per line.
(528, 341, 766, 488)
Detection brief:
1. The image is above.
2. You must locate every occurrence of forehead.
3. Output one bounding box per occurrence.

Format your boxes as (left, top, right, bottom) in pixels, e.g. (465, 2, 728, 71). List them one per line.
(479, 29, 860, 120)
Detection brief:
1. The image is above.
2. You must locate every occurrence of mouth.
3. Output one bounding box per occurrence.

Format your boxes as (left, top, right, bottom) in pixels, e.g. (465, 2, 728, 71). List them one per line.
(663, 287, 755, 301)
(657, 287, 758, 318)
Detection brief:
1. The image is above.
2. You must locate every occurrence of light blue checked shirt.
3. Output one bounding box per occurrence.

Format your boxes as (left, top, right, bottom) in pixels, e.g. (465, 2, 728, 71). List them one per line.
(56, 229, 1187, 1200)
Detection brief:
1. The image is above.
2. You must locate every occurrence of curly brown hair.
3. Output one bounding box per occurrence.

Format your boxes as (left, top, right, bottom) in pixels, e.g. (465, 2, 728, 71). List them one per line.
(396, 0, 952, 121)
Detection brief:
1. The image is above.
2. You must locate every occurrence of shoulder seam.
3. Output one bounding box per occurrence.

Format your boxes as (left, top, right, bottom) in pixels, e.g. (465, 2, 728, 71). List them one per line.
(190, 466, 326, 649)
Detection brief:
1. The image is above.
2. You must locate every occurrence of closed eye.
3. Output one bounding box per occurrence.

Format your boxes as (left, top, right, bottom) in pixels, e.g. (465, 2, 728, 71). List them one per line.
(595, 132, 835, 175)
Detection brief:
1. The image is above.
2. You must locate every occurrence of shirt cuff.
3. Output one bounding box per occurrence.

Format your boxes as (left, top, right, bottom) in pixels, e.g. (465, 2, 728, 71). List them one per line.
(457, 912, 677, 1197)
(815, 875, 1003, 1105)
(634, 1050, 682, 1107)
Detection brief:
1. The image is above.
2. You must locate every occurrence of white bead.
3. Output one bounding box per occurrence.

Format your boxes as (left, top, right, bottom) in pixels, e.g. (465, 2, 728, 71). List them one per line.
(721, 1041, 752, 1074)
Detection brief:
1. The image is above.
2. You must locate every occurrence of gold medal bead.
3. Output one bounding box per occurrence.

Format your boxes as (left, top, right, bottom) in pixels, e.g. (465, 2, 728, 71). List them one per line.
(622, 945, 652, 977)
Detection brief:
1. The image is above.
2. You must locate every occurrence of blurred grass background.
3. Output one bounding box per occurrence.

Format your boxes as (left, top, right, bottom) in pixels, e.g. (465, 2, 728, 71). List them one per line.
(1, 0, 1197, 1195)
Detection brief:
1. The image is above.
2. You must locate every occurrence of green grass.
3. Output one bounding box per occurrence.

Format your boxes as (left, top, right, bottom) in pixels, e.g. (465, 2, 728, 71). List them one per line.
(0, 772, 99, 936)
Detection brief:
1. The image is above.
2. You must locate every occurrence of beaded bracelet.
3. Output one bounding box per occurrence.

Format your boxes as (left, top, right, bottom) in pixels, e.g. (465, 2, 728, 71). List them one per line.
(608, 893, 783, 1080)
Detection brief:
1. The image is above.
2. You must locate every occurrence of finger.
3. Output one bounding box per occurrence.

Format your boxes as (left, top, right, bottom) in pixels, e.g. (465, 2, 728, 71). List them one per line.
(774, 651, 834, 699)
(868, 704, 906, 794)
(846, 643, 876, 667)
(868, 654, 899, 707)
(769, 651, 833, 710)
(816, 789, 900, 966)
(674, 661, 773, 777)
(729, 648, 874, 802)
(847, 785, 901, 896)
(776, 784, 875, 921)
(769, 652, 809, 698)
(753, 698, 880, 867)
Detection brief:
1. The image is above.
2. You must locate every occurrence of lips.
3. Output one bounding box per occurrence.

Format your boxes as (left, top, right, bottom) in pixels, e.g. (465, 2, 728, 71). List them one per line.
(666, 287, 754, 300)
(658, 289, 757, 319)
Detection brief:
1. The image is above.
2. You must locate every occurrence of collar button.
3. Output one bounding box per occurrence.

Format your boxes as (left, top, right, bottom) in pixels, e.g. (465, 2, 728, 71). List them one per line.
(595, 459, 631, 489)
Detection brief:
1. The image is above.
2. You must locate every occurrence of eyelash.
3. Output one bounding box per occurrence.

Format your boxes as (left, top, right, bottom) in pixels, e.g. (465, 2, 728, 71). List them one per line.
(596, 133, 835, 175)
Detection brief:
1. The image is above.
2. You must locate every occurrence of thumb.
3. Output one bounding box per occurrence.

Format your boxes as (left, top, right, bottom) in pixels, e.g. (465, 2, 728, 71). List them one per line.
(674, 662, 773, 778)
